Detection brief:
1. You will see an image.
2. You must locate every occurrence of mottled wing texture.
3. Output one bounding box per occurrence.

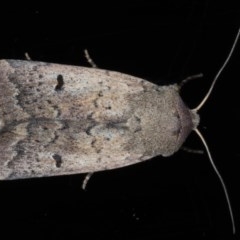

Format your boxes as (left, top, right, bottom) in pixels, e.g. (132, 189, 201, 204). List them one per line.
(0, 60, 192, 179)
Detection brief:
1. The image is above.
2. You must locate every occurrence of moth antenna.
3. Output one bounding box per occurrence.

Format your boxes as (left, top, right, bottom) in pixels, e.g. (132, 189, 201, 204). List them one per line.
(194, 128, 235, 234)
(193, 28, 240, 112)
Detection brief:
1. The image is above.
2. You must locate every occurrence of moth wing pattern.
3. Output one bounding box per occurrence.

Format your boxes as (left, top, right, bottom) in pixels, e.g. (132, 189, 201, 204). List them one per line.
(0, 60, 193, 179)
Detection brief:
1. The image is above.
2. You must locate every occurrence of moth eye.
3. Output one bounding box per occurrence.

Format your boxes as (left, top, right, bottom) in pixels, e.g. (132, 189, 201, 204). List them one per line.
(55, 74, 64, 91)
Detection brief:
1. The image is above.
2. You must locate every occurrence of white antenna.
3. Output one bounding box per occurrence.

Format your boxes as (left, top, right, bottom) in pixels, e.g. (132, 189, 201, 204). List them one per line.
(193, 28, 240, 112)
(194, 129, 235, 234)
(191, 28, 240, 234)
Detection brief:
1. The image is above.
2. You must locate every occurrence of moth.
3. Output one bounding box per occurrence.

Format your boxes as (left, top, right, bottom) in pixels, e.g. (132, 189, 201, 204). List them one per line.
(1, 29, 239, 234)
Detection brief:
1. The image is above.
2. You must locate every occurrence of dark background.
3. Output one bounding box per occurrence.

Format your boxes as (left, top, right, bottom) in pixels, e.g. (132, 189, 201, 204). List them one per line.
(0, 1, 240, 239)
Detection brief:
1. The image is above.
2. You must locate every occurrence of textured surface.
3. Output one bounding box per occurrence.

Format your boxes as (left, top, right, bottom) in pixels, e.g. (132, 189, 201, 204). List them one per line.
(0, 60, 196, 179)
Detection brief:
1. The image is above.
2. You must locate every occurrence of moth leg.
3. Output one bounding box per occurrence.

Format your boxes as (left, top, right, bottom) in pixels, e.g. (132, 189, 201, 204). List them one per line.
(84, 49, 98, 68)
(82, 172, 94, 190)
(179, 73, 203, 89)
(24, 52, 32, 60)
(181, 146, 204, 154)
